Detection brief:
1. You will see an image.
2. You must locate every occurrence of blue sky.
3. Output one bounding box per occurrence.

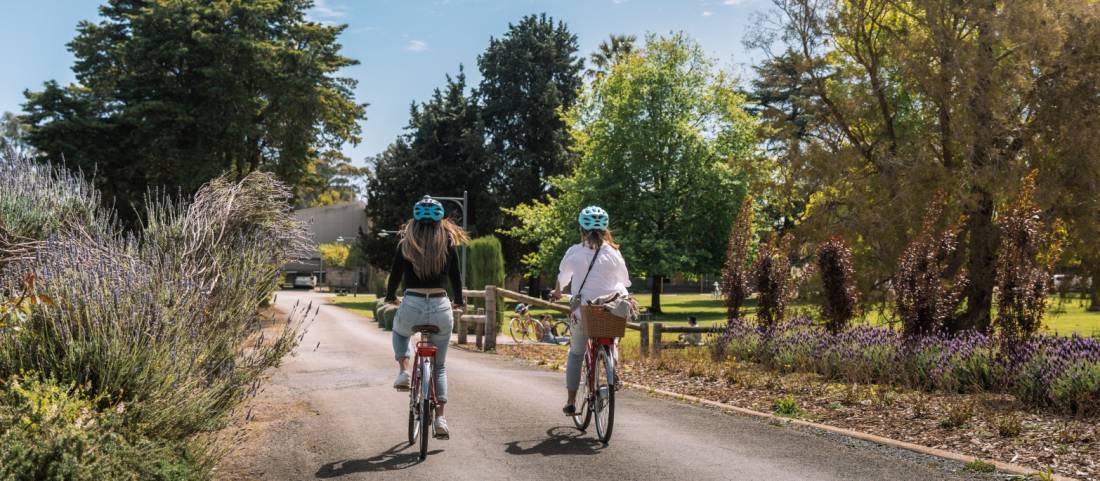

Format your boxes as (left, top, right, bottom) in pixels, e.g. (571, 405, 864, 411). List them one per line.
(0, 0, 773, 165)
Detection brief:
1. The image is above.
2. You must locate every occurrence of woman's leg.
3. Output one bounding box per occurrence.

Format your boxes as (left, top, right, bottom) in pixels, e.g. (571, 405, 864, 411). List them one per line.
(565, 315, 587, 406)
(428, 302, 454, 417)
(392, 330, 411, 368)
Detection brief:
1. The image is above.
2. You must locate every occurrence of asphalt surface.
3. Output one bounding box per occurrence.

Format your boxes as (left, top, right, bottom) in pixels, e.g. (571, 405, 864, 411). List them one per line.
(221, 290, 985, 481)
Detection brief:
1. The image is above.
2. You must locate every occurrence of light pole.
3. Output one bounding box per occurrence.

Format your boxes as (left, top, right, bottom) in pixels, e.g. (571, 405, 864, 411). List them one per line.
(430, 191, 468, 290)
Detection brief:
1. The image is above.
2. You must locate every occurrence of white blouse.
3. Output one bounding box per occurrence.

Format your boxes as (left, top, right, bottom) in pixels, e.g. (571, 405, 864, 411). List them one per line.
(557, 243, 631, 304)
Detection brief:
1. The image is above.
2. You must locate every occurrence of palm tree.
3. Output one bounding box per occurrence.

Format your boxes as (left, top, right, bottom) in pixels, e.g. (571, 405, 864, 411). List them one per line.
(588, 34, 637, 78)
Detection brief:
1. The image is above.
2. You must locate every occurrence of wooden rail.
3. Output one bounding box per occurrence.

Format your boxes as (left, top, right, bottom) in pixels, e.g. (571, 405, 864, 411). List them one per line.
(651, 323, 717, 356)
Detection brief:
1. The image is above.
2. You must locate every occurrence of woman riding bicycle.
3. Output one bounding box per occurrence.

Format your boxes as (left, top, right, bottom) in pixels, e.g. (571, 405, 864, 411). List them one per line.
(385, 196, 468, 439)
(550, 206, 631, 416)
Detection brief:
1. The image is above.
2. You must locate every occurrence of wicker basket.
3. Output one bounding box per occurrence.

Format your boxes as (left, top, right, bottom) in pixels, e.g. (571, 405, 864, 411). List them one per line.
(579, 305, 627, 338)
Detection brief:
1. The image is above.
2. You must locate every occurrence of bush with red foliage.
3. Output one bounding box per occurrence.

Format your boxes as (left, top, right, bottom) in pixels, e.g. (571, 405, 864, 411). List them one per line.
(894, 194, 968, 337)
(816, 236, 860, 334)
(721, 197, 754, 320)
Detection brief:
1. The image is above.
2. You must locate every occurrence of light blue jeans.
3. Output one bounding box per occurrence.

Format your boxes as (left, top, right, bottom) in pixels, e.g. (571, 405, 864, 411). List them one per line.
(392, 295, 453, 403)
(565, 312, 588, 391)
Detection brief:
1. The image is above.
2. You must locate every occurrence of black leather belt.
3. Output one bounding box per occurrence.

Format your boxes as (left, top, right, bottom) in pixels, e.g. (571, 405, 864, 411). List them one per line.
(404, 291, 449, 299)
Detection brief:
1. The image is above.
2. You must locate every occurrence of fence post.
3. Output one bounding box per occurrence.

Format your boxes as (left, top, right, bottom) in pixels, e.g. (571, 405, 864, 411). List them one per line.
(456, 310, 466, 345)
(485, 286, 497, 351)
(639, 322, 649, 357)
(475, 308, 485, 349)
(653, 323, 663, 356)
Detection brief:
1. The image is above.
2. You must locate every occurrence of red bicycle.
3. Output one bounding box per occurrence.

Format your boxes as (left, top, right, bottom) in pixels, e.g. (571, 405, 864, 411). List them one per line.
(407, 324, 441, 460)
(570, 335, 617, 444)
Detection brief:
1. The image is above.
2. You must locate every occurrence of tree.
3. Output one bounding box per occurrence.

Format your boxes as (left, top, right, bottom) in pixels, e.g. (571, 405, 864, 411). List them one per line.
(751, 0, 1100, 330)
(477, 13, 584, 275)
(588, 34, 637, 78)
(362, 69, 494, 269)
(0, 112, 30, 154)
(505, 34, 756, 313)
(297, 151, 369, 208)
(319, 242, 351, 269)
(21, 0, 366, 224)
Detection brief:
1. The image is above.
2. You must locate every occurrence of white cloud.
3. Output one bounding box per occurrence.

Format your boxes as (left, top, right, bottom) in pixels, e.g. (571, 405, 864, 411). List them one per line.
(611, 0, 628, 4)
(310, 0, 347, 19)
(702, 10, 713, 16)
(722, 0, 745, 5)
(405, 40, 428, 52)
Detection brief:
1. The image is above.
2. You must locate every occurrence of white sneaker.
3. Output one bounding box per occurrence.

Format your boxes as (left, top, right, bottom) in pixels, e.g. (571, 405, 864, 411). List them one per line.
(393, 371, 410, 391)
(433, 416, 450, 439)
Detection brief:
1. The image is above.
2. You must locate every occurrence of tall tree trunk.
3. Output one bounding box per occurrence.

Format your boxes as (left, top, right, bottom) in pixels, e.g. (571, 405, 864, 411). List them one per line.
(958, 0, 998, 333)
(1088, 262, 1100, 312)
(961, 191, 997, 331)
(650, 274, 664, 314)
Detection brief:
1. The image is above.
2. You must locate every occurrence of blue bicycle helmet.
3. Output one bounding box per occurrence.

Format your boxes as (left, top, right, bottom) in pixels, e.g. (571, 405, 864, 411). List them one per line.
(413, 196, 445, 222)
(578, 206, 609, 231)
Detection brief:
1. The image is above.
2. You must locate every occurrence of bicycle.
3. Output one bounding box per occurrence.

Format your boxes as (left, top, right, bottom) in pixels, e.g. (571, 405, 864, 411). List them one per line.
(407, 324, 443, 460)
(570, 332, 617, 444)
(508, 303, 543, 343)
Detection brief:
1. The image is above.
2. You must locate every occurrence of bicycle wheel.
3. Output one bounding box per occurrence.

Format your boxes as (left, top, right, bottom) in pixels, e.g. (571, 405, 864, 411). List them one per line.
(524, 318, 543, 342)
(571, 353, 593, 431)
(594, 346, 615, 444)
(418, 398, 431, 460)
(408, 399, 419, 445)
(508, 317, 524, 343)
(554, 320, 571, 338)
(407, 366, 420, 445)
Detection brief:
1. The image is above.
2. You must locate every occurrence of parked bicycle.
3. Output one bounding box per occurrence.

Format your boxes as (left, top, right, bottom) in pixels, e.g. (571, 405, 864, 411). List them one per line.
(407, 323, 444, 460)
(510, 303, 571, 343)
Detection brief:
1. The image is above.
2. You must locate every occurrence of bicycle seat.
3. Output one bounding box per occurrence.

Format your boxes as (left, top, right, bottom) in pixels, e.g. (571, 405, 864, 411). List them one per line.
(413, 324, 440, 334)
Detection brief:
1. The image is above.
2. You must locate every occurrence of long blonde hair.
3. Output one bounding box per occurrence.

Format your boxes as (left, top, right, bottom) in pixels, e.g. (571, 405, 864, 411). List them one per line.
(581, 228, 619, 250)
(399, 218, 469, 278)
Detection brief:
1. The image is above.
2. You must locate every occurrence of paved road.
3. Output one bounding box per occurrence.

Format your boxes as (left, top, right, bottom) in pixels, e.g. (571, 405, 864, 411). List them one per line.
(220, 290, 983, 481)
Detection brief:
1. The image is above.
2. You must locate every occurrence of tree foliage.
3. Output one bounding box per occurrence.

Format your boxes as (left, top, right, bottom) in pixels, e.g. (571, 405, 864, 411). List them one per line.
(477, 13, 584, 273)
(505, 33, 755, 312)
(588, 34, 636, 78)
(750, 0, 1100, 330)
(361, 69, 493, 269)
(21, 0, 366, 223)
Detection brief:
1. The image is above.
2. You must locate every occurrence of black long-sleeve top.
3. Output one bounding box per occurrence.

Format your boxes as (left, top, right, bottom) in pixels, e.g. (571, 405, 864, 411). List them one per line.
(385, 244, 463, 303)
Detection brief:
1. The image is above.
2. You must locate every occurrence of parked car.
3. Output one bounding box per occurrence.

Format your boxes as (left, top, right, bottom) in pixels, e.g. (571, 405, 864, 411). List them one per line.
(293, 275, 317, 289)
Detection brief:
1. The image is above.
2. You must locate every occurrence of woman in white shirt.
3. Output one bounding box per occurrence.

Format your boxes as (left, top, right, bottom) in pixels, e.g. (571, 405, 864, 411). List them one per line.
(551, 206, 631, 416)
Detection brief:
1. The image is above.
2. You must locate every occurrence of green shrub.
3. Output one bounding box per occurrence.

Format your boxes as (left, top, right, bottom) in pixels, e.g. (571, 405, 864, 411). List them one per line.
(467, 236, 506, 330)
(0, 374, 205, 481)
(963, 459, 996, 473)
(1049, 361, 1100, 416)
(772, 395, 799, 417)
(0, 152, 309, 477)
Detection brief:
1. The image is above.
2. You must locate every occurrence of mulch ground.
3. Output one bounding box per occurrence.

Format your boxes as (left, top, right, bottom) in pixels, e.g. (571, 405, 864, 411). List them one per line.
(496, 343, 1100, 481)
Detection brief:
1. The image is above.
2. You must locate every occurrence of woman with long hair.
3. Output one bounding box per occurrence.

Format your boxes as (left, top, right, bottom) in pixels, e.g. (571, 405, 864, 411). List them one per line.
(385, 196, 469, 439)
(551, 206, 631, 416)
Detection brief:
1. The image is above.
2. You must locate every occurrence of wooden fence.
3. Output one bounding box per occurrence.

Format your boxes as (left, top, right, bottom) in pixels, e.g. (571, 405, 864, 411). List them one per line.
(456, 286, 713, 356)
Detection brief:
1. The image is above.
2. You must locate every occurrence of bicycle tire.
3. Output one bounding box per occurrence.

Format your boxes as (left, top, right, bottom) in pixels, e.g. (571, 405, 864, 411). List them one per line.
(508, 317, 524, 343)
(594, 346, 615, 444)
(408, 400, 419, 445)
(418, 398, 431, 460)
(554, 320, 571, 338)
(525, 318, 542, 342)
(572, 353, 592, 430)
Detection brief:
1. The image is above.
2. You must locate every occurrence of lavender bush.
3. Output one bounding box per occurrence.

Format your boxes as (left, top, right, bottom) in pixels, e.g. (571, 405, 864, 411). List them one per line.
(712, 318, 1100, 414)
(0, 149, 313, 474)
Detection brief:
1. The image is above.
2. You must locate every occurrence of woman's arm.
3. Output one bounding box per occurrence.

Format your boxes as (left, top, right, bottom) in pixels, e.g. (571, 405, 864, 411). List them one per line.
(615, 249, 632, 289)
(556, 245, 576, 294)
(446, 245, 464, 306)
(385, 246, 405, 302)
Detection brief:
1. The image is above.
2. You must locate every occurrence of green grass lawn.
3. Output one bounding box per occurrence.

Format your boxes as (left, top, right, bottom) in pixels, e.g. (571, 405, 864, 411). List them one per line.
(323, 291, 1100, 338)
(326, 294, 379, 318)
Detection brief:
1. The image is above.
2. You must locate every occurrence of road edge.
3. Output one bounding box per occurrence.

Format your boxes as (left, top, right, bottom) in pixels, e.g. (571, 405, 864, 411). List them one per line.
(621, 381, 1077, 481)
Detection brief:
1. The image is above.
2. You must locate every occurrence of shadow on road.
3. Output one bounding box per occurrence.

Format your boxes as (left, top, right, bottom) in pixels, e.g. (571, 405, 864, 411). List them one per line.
(504, 426, 605, 457)
(315, 443, 442, 477)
